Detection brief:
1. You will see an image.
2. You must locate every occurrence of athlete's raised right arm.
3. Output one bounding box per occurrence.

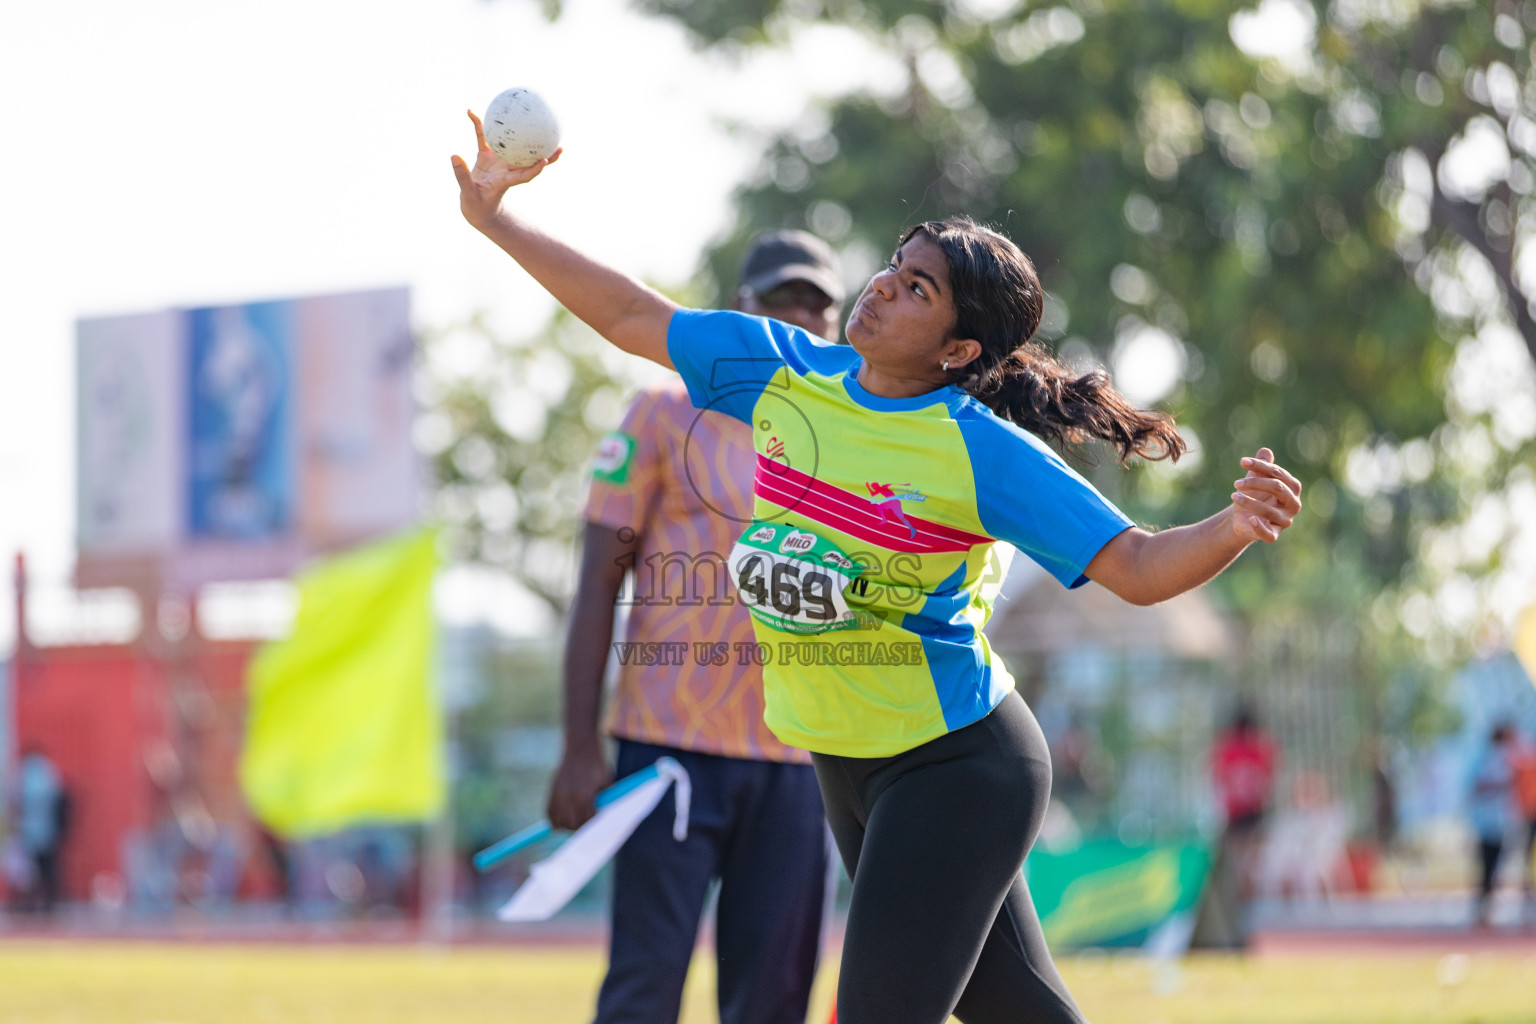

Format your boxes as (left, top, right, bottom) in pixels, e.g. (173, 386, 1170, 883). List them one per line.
(451, 110, 677, 369)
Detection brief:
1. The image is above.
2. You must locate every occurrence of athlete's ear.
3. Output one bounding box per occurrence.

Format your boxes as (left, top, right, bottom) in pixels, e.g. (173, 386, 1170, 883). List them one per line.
(944, 339, 983, 372)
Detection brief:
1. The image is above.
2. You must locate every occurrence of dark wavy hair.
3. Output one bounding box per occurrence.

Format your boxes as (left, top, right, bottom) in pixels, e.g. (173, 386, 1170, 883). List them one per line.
(902, 217, 1185, 463)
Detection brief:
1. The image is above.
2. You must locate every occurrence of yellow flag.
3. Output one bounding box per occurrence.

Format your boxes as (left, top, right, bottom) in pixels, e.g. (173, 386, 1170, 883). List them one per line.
(1516, 600, 1536, 685)
(240, 529, 443, 838)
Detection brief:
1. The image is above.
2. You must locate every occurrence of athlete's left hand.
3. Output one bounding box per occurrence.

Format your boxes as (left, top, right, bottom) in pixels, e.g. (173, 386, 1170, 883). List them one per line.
(1228, 447, 1302, 543)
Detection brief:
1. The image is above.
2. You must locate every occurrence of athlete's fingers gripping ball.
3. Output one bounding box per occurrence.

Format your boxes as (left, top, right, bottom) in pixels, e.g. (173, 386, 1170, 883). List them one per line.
(451, 109, 561, 230)
(483, 86, 561, 167)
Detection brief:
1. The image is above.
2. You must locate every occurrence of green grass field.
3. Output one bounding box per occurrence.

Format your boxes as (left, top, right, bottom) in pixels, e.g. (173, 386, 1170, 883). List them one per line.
(0, 941, 1533, 1024)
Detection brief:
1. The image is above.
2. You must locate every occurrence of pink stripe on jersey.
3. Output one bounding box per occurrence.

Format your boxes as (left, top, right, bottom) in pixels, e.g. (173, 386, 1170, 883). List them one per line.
(754, 455, 991, 553)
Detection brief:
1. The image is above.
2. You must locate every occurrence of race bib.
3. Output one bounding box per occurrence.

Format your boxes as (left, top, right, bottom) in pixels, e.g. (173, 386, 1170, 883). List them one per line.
(728, 522, 865, 634)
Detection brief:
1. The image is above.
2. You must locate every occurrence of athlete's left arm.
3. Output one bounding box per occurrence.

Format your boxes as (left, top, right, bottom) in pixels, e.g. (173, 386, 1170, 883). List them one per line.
(1084, 447, 1301, 606)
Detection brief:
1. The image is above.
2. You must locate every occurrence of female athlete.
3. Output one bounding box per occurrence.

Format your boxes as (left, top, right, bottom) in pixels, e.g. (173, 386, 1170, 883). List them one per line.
(452, 113, 1301, 1024)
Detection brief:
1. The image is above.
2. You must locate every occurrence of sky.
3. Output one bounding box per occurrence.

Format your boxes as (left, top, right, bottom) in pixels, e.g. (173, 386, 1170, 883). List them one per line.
(0, 0, 895, 653)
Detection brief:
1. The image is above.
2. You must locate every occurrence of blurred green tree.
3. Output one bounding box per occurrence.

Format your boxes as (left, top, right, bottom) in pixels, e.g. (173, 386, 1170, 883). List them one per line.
(418, 308, 654, 615)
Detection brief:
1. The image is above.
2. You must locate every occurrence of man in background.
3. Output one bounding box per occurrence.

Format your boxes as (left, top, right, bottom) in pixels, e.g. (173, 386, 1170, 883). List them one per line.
(1469, 721, 1517, 927)
(10, 749, 68, 913)
(547, 231, 844, 1024)
(1196, 703, 1279, 947)
(1214, 705, 1279, 818)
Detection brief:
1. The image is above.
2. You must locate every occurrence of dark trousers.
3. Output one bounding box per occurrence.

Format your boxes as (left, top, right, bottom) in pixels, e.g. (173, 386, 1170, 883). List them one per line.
(1477, 839, 1503, 900)
(35, 849, 61, 910)
(1474, 837, 1505, 926)
(813, 691, 1085, 1024)
(594, 740, 829, 1024)
(13, 848, 63, 913)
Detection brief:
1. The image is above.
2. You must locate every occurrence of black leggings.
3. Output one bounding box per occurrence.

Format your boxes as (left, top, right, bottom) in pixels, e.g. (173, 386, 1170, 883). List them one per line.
(812, 690, 1087, 1024)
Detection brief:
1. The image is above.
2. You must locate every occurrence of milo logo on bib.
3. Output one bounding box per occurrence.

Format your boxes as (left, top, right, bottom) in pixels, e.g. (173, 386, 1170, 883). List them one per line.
(728, 522, 866, 635)
(779, 531, 816, 555)
(822, 551, 856, 571)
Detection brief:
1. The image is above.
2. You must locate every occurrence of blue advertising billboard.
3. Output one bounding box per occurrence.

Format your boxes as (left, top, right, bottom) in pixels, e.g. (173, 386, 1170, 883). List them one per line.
(77, 287, 417, 591)
(187, 300, 295, 540)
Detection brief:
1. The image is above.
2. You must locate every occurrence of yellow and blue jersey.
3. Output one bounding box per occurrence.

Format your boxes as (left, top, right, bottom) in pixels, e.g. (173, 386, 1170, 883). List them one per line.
(668, 309, 1134, 757)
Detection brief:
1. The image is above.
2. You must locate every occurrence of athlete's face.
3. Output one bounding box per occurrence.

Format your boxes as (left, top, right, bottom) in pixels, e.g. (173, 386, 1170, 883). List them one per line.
(845, 234, 977, 379)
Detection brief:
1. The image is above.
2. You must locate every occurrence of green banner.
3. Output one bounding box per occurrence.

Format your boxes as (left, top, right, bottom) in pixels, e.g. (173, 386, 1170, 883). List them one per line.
(1027, 839, 1212, 952)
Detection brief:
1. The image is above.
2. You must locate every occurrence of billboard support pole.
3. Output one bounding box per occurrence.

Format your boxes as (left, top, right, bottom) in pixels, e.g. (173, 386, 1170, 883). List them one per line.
(421, 703, 456, 946)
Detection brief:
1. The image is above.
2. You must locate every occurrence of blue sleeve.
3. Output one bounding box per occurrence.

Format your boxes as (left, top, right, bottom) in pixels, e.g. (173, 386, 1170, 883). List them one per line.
(955, 402, 1134, 589)
(666, 308, 858, 424)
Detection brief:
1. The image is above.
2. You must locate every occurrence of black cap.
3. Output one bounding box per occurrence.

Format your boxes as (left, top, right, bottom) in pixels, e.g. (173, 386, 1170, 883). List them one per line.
(739, 230, 845, 304)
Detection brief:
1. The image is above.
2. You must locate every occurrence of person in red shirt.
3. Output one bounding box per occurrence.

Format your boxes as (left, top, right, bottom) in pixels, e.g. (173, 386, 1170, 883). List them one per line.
(1200, 704, 1279, 946)
(1511, 728, 1536, 905)
(1213, 706, 1279, 833)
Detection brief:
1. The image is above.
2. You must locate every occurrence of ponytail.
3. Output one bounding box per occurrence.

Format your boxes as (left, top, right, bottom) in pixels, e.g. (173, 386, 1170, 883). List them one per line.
(902, 217, 1185, 464)
(968, 345, 1186, 463)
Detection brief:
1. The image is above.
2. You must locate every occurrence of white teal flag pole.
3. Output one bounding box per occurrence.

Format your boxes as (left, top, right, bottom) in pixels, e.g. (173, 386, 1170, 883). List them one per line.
(487, 757, 691, 923)
(472, 758, 688, 871)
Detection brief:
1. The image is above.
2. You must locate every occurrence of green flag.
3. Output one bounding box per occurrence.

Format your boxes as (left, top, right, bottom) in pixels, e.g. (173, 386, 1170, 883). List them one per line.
(1027, 839, 1212, 952)
(240, 529, 443, 838)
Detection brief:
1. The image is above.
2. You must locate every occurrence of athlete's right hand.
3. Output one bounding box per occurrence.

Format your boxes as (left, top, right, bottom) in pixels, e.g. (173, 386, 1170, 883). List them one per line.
(546, 744, 611, 831)
(451, 109, 562, 232)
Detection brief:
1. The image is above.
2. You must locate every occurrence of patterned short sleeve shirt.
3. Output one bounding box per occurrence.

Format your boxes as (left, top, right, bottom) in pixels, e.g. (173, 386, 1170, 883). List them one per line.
(584, 378, 810, 764)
